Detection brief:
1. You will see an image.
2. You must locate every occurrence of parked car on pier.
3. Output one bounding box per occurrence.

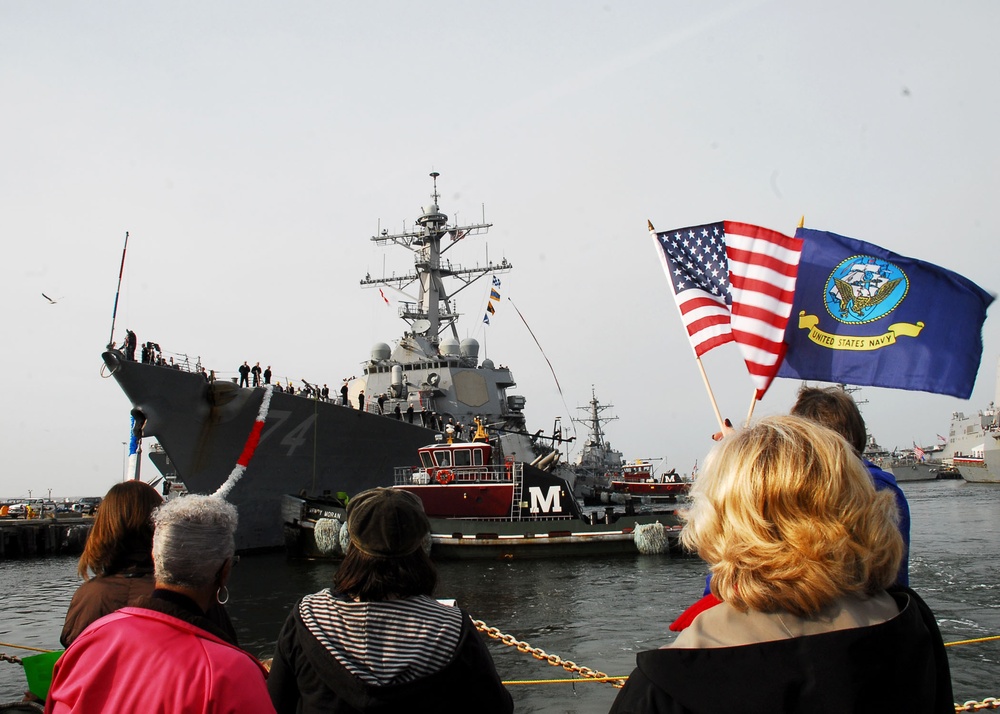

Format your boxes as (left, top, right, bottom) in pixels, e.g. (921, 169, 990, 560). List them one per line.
(6, 500, 54, 517)
(71, 497, 102, 515)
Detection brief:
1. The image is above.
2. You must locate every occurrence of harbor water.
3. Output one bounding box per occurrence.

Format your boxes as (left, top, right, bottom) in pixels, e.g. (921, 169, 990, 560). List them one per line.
(2, 480, 998, 712)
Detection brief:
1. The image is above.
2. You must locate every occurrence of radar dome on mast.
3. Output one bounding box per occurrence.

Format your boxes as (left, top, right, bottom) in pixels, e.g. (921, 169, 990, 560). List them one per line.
(418, 171, 448, 227)
(460, 338, 480, 360)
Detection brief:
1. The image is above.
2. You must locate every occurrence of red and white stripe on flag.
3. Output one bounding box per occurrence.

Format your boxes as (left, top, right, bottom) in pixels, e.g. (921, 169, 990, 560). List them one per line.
(724, 221, 803, 398)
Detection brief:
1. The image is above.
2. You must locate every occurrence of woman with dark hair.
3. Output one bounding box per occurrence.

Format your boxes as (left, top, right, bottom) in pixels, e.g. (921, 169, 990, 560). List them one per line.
(268, 487, 513, 714)
(60, 481, 162, 647)
(60, 481, 236, 647)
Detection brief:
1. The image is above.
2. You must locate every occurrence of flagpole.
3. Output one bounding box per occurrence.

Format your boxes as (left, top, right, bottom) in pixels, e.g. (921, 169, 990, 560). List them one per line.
(745, 392, 759, 426)
(650, 219, 726, 432)
(107, 231, 129, 349)
(695, 356, 726, 432)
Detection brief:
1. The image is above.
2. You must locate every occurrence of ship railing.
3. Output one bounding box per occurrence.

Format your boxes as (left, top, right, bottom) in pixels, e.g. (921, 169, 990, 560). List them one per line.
(394, 463, 522, 486)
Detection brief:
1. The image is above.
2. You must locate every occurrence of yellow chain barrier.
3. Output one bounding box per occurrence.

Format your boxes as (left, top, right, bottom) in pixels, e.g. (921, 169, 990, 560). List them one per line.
(473, 619, 627, 689)
(955, 698, 1000, 712)
(946, 635, 1000, 647)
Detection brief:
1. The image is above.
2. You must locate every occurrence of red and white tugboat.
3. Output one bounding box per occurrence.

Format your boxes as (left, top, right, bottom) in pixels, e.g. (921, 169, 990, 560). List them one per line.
(606, 460, 691, 503)
(283, 420, 685, 560)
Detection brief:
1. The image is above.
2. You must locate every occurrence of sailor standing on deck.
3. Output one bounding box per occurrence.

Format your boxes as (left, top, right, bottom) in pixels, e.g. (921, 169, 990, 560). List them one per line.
(239, 361, 251, 388)
(124, 329, 137, 361)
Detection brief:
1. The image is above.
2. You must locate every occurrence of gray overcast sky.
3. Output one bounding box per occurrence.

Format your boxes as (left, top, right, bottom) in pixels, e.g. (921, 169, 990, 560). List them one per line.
(2, 0, 997, 498)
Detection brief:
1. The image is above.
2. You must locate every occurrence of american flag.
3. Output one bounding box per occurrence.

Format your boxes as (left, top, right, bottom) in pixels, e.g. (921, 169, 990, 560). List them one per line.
(651, 220, 803, 398)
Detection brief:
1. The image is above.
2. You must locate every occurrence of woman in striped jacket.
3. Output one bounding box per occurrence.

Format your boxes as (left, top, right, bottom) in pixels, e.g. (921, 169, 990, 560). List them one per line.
(268, 488, 513, 714)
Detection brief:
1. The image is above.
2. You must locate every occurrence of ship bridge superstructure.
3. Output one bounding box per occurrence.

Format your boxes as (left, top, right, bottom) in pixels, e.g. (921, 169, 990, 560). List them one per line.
(354, 174, 549, 465)
(360, 172, 511, 352)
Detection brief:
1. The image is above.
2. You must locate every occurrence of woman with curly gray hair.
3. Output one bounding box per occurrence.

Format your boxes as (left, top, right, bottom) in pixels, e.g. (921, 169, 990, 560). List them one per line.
(610, 415, 953, 714)
(47, 495, 275, 713)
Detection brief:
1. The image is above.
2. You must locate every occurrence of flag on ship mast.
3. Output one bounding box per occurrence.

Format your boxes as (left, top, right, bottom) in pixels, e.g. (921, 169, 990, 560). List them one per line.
(650, 221, 803, 399)
(127, 414, 141, 480)
(776, 227, 994, 399)
(483, 275, 502, 325)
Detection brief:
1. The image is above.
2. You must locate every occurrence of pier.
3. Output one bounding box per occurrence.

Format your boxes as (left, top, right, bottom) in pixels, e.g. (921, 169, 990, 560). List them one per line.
(0, 518, 91, 560)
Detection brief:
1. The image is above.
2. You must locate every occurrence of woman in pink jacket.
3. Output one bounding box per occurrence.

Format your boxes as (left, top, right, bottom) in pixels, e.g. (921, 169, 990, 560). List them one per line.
(45, 495, 274, 714)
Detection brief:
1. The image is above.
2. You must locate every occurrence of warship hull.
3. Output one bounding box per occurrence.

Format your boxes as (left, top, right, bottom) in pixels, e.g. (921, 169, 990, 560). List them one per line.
(884, 460, 943, 482)
(107, 351, 461, 551)
(953, 456, 1000, 483)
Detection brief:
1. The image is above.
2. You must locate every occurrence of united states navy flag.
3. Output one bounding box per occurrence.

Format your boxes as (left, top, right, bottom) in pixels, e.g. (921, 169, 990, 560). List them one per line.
(777, 228, 994, 399)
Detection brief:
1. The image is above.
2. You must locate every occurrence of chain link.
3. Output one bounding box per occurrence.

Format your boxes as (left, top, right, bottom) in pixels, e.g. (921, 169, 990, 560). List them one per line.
(956, 698, 1000, 712)
(474, 620, 627, 689)
(0, 653, 23, 666)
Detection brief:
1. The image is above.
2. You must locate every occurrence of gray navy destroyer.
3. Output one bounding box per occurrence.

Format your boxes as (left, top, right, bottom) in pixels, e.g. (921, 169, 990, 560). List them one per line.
(102, 174, 573, 550)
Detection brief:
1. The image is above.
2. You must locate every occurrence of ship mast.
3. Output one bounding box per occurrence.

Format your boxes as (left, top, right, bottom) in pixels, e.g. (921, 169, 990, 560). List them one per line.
(573, 387, 618, 455)
(361, 172, 511, 344)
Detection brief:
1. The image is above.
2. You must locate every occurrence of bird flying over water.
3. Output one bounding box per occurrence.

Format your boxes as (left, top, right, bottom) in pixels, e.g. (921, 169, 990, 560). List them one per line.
(42, 293, 58, 304)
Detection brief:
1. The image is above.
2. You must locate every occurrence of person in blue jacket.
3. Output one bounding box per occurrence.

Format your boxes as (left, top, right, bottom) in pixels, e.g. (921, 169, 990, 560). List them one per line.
(791, 384, 910, 586)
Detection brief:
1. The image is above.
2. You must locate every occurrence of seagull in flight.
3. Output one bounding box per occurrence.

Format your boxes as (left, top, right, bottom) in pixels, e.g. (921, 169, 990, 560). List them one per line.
(42, 293, 60, 304)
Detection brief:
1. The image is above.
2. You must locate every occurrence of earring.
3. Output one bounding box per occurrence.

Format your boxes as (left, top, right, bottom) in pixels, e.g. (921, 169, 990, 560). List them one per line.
(216, 585, 230, 605)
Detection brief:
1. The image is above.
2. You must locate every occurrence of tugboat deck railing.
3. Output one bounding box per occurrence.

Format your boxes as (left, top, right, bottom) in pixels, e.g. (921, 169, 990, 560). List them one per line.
(393, 462, 524, 485)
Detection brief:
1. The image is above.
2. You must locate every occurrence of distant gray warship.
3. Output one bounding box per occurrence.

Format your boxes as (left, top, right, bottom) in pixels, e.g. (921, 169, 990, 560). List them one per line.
(944, 356, 1000, 483)
(571, 389, 623, 502)
(103, 174, 572, 550)
(863, 434, 944, 482)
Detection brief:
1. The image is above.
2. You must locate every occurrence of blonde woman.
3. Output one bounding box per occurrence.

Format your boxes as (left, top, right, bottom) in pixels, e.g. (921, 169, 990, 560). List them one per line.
(610, 415, 952, 714)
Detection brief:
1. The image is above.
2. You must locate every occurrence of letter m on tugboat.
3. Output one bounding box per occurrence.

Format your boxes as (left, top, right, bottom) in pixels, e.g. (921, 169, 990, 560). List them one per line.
(528, 485, 563, 515)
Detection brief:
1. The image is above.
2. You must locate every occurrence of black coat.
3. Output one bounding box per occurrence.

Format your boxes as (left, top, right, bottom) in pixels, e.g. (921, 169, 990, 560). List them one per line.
(609, 588, 952, 714)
